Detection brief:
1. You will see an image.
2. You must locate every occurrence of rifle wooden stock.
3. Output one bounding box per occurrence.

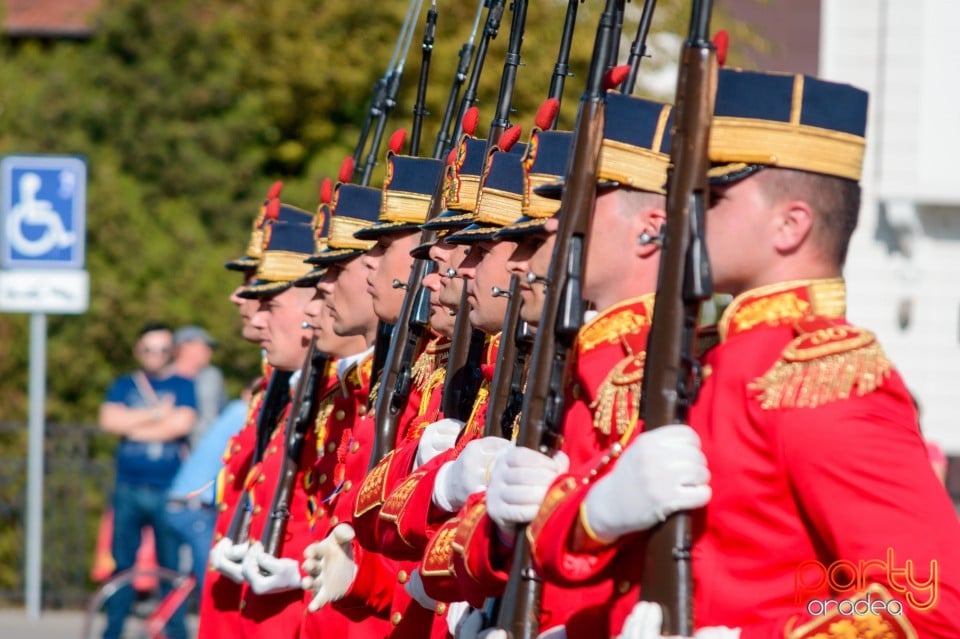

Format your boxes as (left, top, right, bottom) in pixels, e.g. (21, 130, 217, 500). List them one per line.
(262, 340, 327, 557)
(638, 0, 716, 634)
(495, 2, 624, 636)
(224, 368, 292, 543)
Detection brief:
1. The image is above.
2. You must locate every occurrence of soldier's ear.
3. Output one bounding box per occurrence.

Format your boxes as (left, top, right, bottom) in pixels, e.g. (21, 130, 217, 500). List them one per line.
(635, 207, 667, 258)
(772, 198, 814, 255)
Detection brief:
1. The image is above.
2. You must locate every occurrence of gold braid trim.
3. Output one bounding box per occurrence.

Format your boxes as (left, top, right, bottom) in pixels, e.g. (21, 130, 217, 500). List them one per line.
(412, 347, 450, 394)
(590, 352, 646, 436)
(312, 394, 335, 455)
(750, 326, 892, 410)
(417, 368, 447, 416)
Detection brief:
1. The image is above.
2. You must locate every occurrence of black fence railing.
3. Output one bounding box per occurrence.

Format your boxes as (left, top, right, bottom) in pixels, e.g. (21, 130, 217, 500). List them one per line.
(0, 421, 115, 609)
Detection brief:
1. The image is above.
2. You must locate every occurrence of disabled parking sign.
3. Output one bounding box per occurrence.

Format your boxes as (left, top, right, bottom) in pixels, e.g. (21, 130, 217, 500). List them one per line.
(1, 155, 86, 269)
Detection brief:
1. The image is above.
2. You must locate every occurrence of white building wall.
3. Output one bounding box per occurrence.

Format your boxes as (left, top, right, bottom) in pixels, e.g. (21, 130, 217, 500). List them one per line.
(821, 0, 960, 451)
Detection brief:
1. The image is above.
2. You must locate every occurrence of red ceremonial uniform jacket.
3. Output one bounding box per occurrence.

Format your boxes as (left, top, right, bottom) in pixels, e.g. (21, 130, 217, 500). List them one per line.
(421, 297, 657, 636)
(530, 279, 960, 638)
(349, 336, 452, 639)
(197, 369, 271, 639)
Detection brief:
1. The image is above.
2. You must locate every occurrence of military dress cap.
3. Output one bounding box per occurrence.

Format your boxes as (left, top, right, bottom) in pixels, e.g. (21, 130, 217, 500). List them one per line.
(423, 107, 489, 233)
(238, 219, 316, 298)
(225, 181, 314, 272)
(294, 178, 335, 288)
(496, 98, 571, 240)
(536, 92, 673, 198)
(354, 130, 445, 240)
(307, 159, 381, 265)
(446, 125, 526, 245)
(708, 68, 869, 184)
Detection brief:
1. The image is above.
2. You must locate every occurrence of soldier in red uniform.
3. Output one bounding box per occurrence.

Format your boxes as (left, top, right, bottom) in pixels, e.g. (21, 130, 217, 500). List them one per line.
(298, 177, 399, 638)
(538, 70, 960, 639)
(231, 213, 318, 639)
(423, 95, 705, 639)
(199, 184, 313, 639)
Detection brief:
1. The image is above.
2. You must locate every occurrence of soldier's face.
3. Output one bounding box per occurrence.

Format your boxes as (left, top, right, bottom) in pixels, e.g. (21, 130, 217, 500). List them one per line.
(361, 231, 419, 324)
(508, 228, 556, 326)
(249, 286, 313, 371)
(459, 239, 516, 333)
(422, 270, 456, 338)
(430, 240, 468, 314)
(320, 255, 378, 342)
(305, 287, 364, 359)
(230, 271, 265, 344)
(707, 175, 778, 296)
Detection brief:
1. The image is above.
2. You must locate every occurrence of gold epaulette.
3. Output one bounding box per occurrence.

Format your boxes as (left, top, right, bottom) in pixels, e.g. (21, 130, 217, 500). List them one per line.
(750, 323, 892, 410)
(786, 584, 917, 639)
(312, 393, 335, 454)
(590, 352, 645, 436)
(412, 340, 451, 394)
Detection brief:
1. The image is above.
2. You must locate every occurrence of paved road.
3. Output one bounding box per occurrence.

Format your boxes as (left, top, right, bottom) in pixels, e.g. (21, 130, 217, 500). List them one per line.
(0, 608, 198, 639)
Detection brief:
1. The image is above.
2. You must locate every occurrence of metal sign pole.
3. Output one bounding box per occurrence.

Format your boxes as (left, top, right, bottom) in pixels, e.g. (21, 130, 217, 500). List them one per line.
(25, 312, 46, 620)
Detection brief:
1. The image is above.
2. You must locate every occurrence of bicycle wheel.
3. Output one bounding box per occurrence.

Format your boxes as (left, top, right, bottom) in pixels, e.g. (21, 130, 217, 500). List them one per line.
(81, 567, 195, 639)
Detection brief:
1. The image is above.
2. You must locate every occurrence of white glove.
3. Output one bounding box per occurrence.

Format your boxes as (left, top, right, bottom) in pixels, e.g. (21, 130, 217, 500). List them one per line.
(415, 418, 464, 470)
(404, 568, 437, 611)
(446, 601, 473, 636)
(301, 523, 358, 611)
(617, 601, 740, 639)
(241, 542, 303, 594)
(583, 425, 711, 543)
(208, 538, 248, 584)
(454, 607, 485, 639)
(432, 437, 512, 512)
(486, 446, 570, 540)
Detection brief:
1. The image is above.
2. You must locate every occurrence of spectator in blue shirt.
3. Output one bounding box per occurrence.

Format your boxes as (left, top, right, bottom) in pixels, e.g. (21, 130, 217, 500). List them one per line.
(98, 322, 197, 639)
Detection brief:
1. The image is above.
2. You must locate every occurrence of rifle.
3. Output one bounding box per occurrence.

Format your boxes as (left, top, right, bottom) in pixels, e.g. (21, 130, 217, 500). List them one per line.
(444, 0, 507, 155)
(433, 0, 486, 158)
(442, 0, 529, 422)
(261, 339, 328, 557)
(638, 0, 716, 634)
(410, 1, 438, 156)
(352, 0, 423, 177)
(357, 0, 425, 185)
(547, 0, 582, 109)
(620, 0, 658, 95)
(224, 368, 293, 544)
(494, 1, 625, 636)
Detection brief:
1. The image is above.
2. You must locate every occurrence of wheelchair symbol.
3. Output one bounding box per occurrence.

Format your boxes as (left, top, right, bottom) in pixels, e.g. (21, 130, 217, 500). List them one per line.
(5, 172, 77, 257)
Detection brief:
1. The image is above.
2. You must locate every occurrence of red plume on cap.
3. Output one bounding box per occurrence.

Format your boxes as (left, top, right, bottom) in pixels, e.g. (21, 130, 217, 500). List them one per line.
(389, 129, 407, 155)
(535, 98, 560, 131)
(338, 156, 355, 184)
(462, 106, 480, 136)
(602, 65, 631, 92)
(446, 148, 458, 165)
(265, 180, 283, 220)
(713, 30, 729, 67)
(319, 177, 333, 204)
(497, 125, 523, 153)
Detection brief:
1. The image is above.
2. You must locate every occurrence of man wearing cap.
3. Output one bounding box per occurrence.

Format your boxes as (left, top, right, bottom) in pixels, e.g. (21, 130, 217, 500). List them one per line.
(170, 325, 227, 446)
(298, 178, 405, 638)
(553, 70, 960, 638)
(198, 184, 297, 639)
(417, 95, 707, 639)
(226, 211, 319, 639)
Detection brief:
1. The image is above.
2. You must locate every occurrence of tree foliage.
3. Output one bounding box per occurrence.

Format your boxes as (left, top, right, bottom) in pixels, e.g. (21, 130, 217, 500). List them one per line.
(0, 0, 761, 422)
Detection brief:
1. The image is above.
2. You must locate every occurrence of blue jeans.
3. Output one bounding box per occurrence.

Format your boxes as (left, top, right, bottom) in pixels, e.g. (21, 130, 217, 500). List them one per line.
(103, 482, 187, 639)
(164, 500, 216, 589)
